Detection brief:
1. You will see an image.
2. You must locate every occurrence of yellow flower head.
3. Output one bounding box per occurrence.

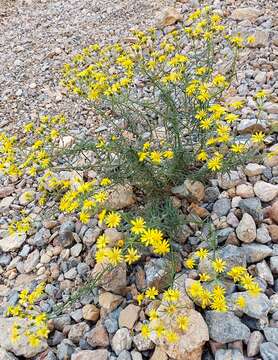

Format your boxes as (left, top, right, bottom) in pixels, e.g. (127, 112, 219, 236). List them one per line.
(212, 258, 226, 273)
(124, 247, 140, 265)
(105, 212, 121, 228)
(195, 248, 209, 260)
(184, 257, 196, 269)
(251, 131, 265, 144)
(145, 287, 158, 300)
(176, 315, 189, 331)
(141, 324, 151, 338)
(235, 295, 246, 309)
(130, 217, 145, 234)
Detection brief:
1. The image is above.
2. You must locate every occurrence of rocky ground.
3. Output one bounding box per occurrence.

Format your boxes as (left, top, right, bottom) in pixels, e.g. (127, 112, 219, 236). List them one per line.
(0, 0, 278, 359)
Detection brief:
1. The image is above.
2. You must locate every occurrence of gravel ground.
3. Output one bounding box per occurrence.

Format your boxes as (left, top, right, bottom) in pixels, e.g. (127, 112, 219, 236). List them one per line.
(0, 0, 172, 129)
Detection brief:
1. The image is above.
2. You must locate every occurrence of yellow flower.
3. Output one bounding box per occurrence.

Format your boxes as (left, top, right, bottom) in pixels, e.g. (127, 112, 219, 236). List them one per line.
(184, 257, 196, 269)
(145, 287, 158, 300)
(231, 143, 247, 153)
(138, 151, 148, 162)
(107, 247, 122, 265)
(195, 248, 209, 260)
(141, 324, 151, 338)
(153, 239, 170, 255)
(199, 273, 211, 282)
(150, 151, 161, 165)
(163, 150, 174, 159)
(96, 234, 108, 249)
(248, 282, 261, 297)
(229, 100, 244, 109)
(130, 217, 145, 234)
(197, 150, 208, 161)
(94, 191, 108, 203)
(124, 247, 140, 265)
(207, 155, 222, 171)
(225, 113, 239, 123)
(212, 285, 226, 300)
(177, 315, 189, 331)
(251, 131, 265, 144)
(96, 248, 108, 263)
(140, 228, 163, 246)
(79, 211, 90, 224)
(235, 295, 246, 309)
(28, 334, 40, 347)
(255, 89, 267, 99)
(100, 178, 112, 186)
(188, 281, 203, 299)
(165, 330, 178, 343)
(98, 209, 107, 224)
(105, 212, 121, 228)
(154, 323, 165, 337)
(165, 303, 177, 315)
(247, 35, 255, 44)
(212, 258, 226, 273)
(137, 293, 144, 305)
(227, 266, 247, 282)
(163, 288, 180, 302)
(211, 296, 228, 312)
(212, 74, 227, 87)
(149, 309, 159, 321)
(200, 289, 212, 309)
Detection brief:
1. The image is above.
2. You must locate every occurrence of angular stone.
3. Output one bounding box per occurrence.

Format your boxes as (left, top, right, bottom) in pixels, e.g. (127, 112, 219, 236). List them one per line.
(239, 197, 263, 222)
(0, 317, 47, 358)
(216, 245, 247, 270)
(145, 258, 173, 289)
(99, 292, 123, 312)
(269, 201, 278, 224)
(213, 198, 231, 217)
(242, 243, 272, 263)
(24, 249, 40, 273)
(86, 325, 109, 348)
(230, 7, 262, 21)
(92, 262, 127, 294)
(256, 224, 271, 244)
(218, 171, 245, 189)
(0, 233, 26, 252)
(72, 350, 109, 360)
(133, 333, 155, 352)
(108, 185, 136, 210)
(160, 7, 182, 27)
(150, 347, 168, 360)
(205, 311, 250, 343)
(254, 181, 278, 202)
(237, 119, 268, 134)
(236, 213, 256, 243)
(68, 322, 90, 344)
(229, 292, 270, 319)
(264, 328, 278, 345)
(82, 304, 100, 322)
(119, 304, 140, 329)
(256, 260, 274, 285)
(83, 227, 101, 247)
(150, 309, 208, 360)
(215, 349, 243, 360)
(236, 184, 254, 198)
(247, 331, 264, 357)
(260, 342, 278, 360)
(0, 186, 14, 198)
(244, 163, 265, 177)
(0, 348, 18, 360)
(111, 328, 132, 355)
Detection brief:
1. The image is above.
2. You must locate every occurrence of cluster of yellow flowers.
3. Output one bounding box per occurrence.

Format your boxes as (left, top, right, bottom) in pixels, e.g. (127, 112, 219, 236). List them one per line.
(95, 215, 170, 265)
(0, 114, 66, 178)
(38, 171, 112, 224)
(185, 249, 261, 312)
(137, 142, 174, 165)
(137, 287, 189, 344)
(6, 283, 49, 347)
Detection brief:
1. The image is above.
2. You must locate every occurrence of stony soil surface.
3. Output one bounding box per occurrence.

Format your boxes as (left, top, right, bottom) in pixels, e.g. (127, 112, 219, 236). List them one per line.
(0, 0, 278, 359)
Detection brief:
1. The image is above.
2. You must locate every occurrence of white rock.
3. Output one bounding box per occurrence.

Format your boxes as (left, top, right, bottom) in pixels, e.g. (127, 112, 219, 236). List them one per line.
(254, 181, 278, 202)
(230, 7, 262, 21)
(244, 163, 265, 177)
(236, 183, 254, 198)
(236, 213, 256, 243)
(0, 233, 26, 252)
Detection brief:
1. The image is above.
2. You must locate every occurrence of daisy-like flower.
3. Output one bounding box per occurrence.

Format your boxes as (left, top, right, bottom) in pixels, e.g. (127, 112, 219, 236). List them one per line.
(107, 247, 122, 265)
(176, 315, 189, 331)
(195, 248, 209, 260)
(153, 239, 170, 255)
(137, 293, 144, 305)
(199, 272, 211, 282)
(145, 287, 158, 300)
(79, 211, 90, 224)
(130, 217, 145, 234)
(251, 131, 265, 144)
(235, 295, 246, 309)
(141, 324, 151, 338)
(212, 258, 226, 273)
(231, 143, 247, 153)
(124, 247, 140, 265)
(105, 212, 121, 228)
(184, 257, 196, 269)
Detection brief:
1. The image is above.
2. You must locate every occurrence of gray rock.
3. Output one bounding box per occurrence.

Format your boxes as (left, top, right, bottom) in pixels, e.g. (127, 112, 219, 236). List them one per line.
(130, 350, 143, 360)
(70, 309, 83, 323)
(24, 249, 40, 273)
(270, 257, 278, 275)
(205, 186, 220, 203)
(236, 213, 256, 243)
(52, 315, 71, 331)
(57, 339, 75, 360)
(51, 331, 65, 346)
(264, 328, 278, 345)
(145, 258, 172, 288)
(216, 227, 234, 243)
(68, 322, 90, 344)
(213, 198, 231, 217)
(239, 197, 263, 222)
(30, 228, 51, 247)
(0, 348, 18, 360)
(205, 311, 250, 343)
(215, 349, 243, 360)
(83, 227, 101, 247)
(45, 351, 58, 360)
(260, 342, 278, 360)
(242, 243, 272, 263)
(0, 254, 11, 266)
(133, 333, 155, 351)
(237, 118, 268, 134)
(229, 292, 270, 319)
(256, 224, 271, 244)
(247, 331, 264, 357)
(71, 243, 83, 257)
(111, 328, 132, 355)
(218, 171, 246, 189)
(59, 221, 75, 247)
(216, 245, 247, 270)
(118, 350, 132, 360)
(254, 181, 278, 202)
(256, 260, 274, 285)
(0, 233, 26, 252)
(0, 317, 47, 357)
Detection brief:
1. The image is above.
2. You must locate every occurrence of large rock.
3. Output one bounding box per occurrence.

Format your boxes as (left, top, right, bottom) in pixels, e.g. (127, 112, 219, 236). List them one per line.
(72, 350, 109, 360)
(216, 245, 247, 270)
(159, 7, 182, 27)
(242, 243, 272, 263)
(91, 262, 127, 294)
(119, 304, 140, 329)
(236, 213, 256, 243)
(218, 171, 245, 189)
(0, 317, 47, 358)
(230, 7, 262, 21)
(239, 197, 263, 223)
(247, 331, 264, 357)
(0, 233, 26, 252)
(86, 325, 109, 348)
(254, 181, 278, 202)
(213, 198, 231, 217)
(237, 119, 268, 134)
(108, 185, 136, 210)
(99, 292, 123, 312)
(0, 348, 18, 360)
(269, 201, 278, 224)
(264, 328, 278, 345)
(205, 311, 250, 344)
(111, 328, 132, 355)
(229, 292, 270, 319)
(215, 349, 244, 360)
(171, 180, 205, 203)
(260, 342, 278, 360)
(0, 187, 14, 198)
(244, 163, 265, 177)
(150, 309, 209, 360)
